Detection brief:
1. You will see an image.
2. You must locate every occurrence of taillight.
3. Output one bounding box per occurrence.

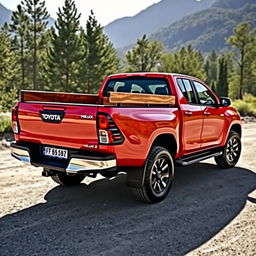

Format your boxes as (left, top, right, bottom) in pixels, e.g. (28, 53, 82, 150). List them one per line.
(98, 115, 109, 129)
(97, 113, 124, 145)
(12, 105, 19, 134)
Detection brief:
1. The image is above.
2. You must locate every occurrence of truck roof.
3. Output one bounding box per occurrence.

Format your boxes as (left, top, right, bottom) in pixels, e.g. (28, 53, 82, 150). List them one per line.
(107, 72, 197, 80)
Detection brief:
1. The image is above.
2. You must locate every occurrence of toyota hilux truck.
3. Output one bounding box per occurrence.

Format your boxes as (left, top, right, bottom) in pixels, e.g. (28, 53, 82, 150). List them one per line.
(10, 73, 242, 203)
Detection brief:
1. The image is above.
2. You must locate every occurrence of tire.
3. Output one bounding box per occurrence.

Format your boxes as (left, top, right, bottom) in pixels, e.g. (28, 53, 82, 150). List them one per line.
(215, 131, 241, 168)
(51, 171, 85, 186)
(132, 146, 174, 203)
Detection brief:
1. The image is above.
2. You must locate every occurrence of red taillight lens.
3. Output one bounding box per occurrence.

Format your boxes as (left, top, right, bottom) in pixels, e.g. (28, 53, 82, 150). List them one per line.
(97, 113, 124, 145)
(12, 106, 19, 134)
(12, 106, 18, 121)
(98, 115, 109, 129)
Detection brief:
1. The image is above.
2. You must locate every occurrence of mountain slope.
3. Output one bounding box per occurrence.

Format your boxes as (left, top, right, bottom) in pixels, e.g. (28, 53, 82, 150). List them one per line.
(151, 0, 256, 52)
(0, 3, 12, 27)
(104, 0, 216, 48)
(212, 0, 256, 9)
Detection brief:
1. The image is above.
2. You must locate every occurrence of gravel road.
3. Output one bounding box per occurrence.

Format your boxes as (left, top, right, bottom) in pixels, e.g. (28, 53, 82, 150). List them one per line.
(0, 124, 255, 256)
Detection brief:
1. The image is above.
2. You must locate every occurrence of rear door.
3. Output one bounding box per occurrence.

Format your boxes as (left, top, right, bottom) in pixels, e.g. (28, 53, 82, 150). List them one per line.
(176, 78, 204, 154)
(192, 80, 225, 148)
(18, 103, 99, 150)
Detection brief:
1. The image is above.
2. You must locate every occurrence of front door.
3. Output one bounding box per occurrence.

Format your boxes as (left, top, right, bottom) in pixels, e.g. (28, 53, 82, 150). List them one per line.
(177, 78, 204, 153)
(192, 80, 225, 148)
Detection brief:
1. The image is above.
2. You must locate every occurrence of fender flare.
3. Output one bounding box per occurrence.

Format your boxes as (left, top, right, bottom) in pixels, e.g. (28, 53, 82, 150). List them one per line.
(126, 128, 178, 188)
(223, 120, 242, 145)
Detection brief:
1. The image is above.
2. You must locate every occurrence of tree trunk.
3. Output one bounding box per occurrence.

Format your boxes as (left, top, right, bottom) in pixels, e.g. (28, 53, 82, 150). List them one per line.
(21, 38, 25, 89)
(33, 4, 37, 90)
(239, 47, 245, 99)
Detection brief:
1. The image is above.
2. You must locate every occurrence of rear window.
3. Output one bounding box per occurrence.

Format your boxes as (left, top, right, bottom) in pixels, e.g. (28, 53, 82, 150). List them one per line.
(103, 77, 171, 96)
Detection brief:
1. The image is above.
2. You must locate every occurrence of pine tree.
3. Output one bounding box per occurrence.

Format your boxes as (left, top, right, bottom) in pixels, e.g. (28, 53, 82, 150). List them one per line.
(22, 0, 49, 90)
(216, 55, 228, 97)
(204, 50, 218, 89)
(227, 22, 256, 99)
(81, 11, 119, 93)
(1, 22, 9, 34)
(251, 52, 256, 96)
(159, 45, 206, 80)
(0, 31, 18, 111)
(45, 0, 83, 92)
(0, 32, 18, 90)
(9, 4, 29, 89)
(125, 34, 163, 72)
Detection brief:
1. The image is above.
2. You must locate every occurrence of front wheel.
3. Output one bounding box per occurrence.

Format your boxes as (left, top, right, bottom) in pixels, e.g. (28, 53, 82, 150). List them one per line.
(132, 146, 174, 203)
(51, 171, 85, 186)
(215, 131, 241, 168)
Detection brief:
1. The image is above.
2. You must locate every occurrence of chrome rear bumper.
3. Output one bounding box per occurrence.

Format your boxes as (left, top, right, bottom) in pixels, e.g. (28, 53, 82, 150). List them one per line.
(11, 145, 31, 164)
(10, 143, 116, 173)
(66, 158, 116, 174)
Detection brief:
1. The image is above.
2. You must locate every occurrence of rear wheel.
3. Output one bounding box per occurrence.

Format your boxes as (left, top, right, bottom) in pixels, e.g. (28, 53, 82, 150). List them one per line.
(132, 146, 174, 203)
(215, 131, 241, 168)
(51, 171, 85, 186)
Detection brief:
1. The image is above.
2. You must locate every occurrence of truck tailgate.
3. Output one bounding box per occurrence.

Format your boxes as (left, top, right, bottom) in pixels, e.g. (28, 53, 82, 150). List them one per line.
(18, 102, 99, 150)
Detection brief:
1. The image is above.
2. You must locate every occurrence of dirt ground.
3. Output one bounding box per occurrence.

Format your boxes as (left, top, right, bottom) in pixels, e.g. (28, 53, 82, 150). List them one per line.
(0, 124, 255, 256)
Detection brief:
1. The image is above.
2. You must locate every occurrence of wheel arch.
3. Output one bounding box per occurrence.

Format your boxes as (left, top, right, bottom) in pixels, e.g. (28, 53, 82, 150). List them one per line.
(151, 133, 178, 158)
(229, 123, 242, 137)
(126, 132, 177, 189)
(223, 121, 242, 146)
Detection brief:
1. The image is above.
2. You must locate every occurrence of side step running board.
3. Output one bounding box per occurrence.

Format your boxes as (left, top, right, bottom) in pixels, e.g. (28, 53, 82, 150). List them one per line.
(175, 151, 223, 166)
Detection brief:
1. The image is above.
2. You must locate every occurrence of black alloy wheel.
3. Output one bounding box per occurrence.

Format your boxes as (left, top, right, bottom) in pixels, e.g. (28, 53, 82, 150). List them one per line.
(215, 131, 241, 168)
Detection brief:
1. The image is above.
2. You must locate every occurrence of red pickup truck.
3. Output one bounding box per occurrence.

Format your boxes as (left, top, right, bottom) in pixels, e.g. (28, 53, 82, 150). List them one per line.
(11, 73, 242, 203)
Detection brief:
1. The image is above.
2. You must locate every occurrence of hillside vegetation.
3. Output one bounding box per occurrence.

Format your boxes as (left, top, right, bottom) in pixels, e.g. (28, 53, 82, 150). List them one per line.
(151, 0, 256, 52)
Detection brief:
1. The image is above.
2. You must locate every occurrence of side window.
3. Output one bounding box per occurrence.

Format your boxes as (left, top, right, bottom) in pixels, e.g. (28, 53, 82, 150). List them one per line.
(177, 78, 197, 104)
(193, 81, 216, 106)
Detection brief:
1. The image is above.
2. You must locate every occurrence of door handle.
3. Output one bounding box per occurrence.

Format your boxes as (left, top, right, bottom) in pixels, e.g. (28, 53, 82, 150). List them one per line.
(185, 111, 192, 116)
(204, 112, 211, 116)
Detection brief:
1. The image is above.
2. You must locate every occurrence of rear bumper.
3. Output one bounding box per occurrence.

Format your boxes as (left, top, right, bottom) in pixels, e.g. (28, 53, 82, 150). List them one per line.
(66, 158, 116, 174)
(11, 144, 31, 164)
(10, 142, 116, 174)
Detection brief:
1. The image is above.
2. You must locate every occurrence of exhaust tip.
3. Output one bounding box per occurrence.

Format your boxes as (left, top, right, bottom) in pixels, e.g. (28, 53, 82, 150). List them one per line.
(42, 170, 49, 177)
(42, 170, 56, 177)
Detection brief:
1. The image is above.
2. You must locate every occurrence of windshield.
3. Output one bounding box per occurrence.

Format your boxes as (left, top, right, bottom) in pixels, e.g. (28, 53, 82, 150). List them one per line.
(103, 77, 171, 96)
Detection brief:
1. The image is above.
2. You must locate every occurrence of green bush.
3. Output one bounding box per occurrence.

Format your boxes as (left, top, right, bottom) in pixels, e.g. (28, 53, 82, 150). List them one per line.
(0, 114, 12, 133)
(0, 88, 18, 113)
(232, 94, 256, 117)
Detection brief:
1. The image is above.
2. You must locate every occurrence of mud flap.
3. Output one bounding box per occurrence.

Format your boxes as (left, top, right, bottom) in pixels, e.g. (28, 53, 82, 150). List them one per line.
(125, 165, 146, 188)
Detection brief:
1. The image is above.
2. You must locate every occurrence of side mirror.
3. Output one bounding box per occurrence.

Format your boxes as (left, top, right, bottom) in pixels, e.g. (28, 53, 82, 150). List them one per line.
(219, 97, 231, 107)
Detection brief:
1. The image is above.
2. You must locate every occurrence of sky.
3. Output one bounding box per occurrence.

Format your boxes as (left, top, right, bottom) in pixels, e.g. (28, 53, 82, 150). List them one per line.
(0, 0, 161, 26)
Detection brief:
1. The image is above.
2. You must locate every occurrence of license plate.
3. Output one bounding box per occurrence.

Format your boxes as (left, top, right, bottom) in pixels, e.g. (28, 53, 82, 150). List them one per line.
(43, 146, 68, 159)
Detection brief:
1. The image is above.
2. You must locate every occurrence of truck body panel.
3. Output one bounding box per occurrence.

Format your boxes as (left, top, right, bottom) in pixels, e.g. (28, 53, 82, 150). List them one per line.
(17, 102, 99, 150)
(98, 106, 180, 166)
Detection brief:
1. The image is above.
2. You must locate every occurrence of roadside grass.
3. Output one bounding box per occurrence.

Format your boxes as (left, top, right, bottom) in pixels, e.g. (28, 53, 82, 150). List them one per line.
(0, 113, 12, 133)
(232, 94, 256, 117)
